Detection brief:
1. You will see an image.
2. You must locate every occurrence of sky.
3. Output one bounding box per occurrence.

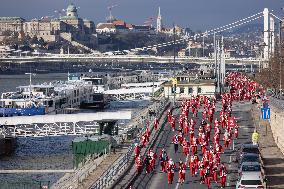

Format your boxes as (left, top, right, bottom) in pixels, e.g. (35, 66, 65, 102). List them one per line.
(0, 0, 282, 30)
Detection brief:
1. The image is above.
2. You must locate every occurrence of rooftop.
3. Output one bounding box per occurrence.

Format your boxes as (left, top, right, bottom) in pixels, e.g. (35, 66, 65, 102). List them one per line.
(97, 23, 115, 29)
(0, 17, 25, 22)
(164, 79, 216, 86)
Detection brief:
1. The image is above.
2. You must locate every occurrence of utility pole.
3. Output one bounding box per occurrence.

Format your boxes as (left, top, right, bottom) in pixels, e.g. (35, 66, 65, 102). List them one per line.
(214, 31, 217, 78)
(216, 39, 220, 94)
(152, 71, 155, 99)
(203, 33, 205, 57)
(173, 23, 176, 106)
(25, 73, 33, 102)
(173, 23, 176, 64)
(279, 21, 282, 93)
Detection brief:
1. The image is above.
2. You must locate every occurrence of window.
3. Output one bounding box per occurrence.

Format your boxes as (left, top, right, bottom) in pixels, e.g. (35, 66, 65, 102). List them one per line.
(180, 87, 185, 94)
(171, 87, 175, 93)
(188, 88, 193, 94)
(197, 87, 202, 94)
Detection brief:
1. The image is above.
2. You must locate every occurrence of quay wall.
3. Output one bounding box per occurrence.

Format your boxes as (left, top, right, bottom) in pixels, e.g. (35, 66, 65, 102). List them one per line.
(269, 97, 284, 155)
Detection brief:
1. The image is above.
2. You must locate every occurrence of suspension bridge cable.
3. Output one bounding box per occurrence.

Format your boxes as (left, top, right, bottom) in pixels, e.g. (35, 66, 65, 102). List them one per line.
(270, 13, 282, 21)
(130, 12, 263, 51)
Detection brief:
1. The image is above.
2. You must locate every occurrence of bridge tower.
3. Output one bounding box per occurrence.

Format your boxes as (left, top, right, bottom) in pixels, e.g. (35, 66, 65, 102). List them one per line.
(263, 8, 270, 61)
(156, 7, 163, 33)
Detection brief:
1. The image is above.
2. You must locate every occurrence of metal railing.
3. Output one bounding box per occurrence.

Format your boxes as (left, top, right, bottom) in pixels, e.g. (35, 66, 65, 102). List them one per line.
(90, 98, 169, 189)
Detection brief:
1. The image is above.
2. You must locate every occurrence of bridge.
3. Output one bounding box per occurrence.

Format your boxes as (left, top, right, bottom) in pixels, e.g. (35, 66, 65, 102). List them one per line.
(0, 111, 131, 138)
(0, 55, 266, 65)
(0, 9, 277, 68)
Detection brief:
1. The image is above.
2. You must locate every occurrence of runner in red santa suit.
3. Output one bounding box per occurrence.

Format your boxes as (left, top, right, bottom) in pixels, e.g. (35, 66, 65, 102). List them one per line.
(200, 134, 207, 155)
(204, 165, 212, 188)
(199, 161, 205, 184)
(190, 118, 196, 128)
(189, 128, 195, 143)
(214, 131, 221, 144)
(189, 155, 197, 177)
(214, 118, 220, 128)
(177, 131, 183, 145)
(193, 107, 198, 117)
(205, 124, 211, 143)
(167, 109, 172, 122)
(153, 117, 159, 130)
(140, 134, 147, 147)
(223, 129, 230, 148)
(159, 149, 168, 172)
(219, 163, 227, 188)
(135, 155, 143, 174)
(202, 110, 207, 120)
(170, 116, 176, 132)
(198, 125, 204, 144)
(166, 158, 176, 184)
(178, 160, 186, 184)
(212, 161, 219, 183)
(191, 136, 198, 155)
(145, 127, 150, 138)
(215, 143, 224, 155)
(149, 149, 157, 170)
(134, 143, 140, 158)
(183, 119, 189, 134)
(182, 138, 190, 157)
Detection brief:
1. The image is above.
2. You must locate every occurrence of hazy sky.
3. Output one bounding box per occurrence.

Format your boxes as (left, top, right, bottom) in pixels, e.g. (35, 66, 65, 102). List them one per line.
(0, 0, 282, 30)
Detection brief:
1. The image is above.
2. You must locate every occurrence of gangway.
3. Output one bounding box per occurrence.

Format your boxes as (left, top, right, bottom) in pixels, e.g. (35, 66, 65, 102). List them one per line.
(0, 111, 131, 138)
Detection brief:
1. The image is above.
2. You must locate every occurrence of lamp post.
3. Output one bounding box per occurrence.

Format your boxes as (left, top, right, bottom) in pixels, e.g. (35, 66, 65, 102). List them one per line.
(279, 20, 283, 94)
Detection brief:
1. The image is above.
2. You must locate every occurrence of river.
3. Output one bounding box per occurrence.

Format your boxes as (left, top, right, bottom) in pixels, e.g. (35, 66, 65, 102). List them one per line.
(0, 73, 68, 95)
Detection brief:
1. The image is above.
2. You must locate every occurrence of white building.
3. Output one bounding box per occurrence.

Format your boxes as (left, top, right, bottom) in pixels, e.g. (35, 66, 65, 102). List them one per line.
(163, 75, 216, 98)
(96, 23, 116, 34)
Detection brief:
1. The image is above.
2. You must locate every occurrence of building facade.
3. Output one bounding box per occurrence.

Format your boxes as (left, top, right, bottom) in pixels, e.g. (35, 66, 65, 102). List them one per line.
(163, 75, 216, 98)
(0, 4, 97, 45)
(0, 17, 25, 35)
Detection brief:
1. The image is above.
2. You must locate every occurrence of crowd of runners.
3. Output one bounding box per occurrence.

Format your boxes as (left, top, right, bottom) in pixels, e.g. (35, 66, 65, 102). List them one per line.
(133, 72, 265, 188)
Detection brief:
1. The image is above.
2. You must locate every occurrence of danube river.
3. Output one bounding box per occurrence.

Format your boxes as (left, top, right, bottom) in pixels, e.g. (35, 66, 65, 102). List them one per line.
(0, 72, 149, 187)
(0, 73, 68, 95)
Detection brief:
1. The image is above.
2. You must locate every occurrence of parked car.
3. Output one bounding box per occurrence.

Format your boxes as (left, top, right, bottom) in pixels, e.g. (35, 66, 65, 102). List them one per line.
(239, 154, 260, 168)
(238, 162, 264, 177)
(236, 144, 260, 162)
(236, 172, 266, 189)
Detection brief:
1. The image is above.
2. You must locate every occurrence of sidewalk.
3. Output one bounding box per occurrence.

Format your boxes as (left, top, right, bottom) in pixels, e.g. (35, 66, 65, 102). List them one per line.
(76, 147, 128, 189)
(252, 105, 284, 189)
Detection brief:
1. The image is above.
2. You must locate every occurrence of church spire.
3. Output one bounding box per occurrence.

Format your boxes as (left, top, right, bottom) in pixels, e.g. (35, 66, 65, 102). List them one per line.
(157, 7, 162, 33)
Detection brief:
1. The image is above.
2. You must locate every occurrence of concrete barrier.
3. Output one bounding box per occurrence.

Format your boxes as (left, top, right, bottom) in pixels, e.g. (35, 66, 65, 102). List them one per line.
(269, 98, 284, 155)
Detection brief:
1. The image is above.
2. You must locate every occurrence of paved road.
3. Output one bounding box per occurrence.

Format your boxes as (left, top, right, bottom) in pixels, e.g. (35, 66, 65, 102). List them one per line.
(130, 101, 254, 189)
